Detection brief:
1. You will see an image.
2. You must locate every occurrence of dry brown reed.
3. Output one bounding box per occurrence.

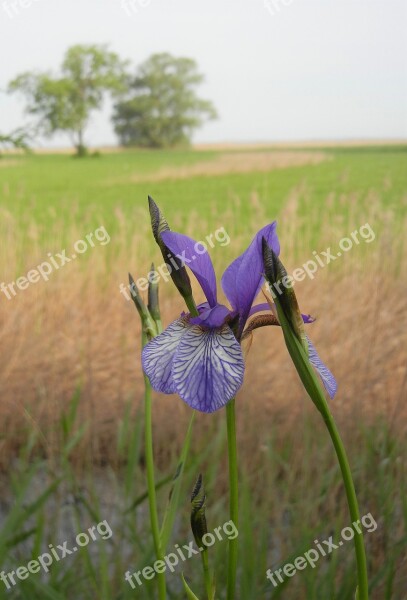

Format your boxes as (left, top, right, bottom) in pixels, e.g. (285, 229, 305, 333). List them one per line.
(0, 190, 405, 470)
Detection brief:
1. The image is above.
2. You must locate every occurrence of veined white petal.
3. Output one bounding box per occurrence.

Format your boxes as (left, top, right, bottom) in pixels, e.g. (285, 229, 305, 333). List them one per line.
(172, 324, 245, 413)
(142, 318, 188, 394)
(307, 336, 338, 399)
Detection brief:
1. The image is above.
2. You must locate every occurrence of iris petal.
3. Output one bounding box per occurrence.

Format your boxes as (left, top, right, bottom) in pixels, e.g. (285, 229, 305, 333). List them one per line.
(141, 318, 188, 394)
(248, 302, 270, 317)
(161, 231, 217, 307)
(190, 304, 231, 328)
(307, 336, 338, 399)
(221, 223, 280, 335)
(302, 313, 316, 324)
(171, 324, 245, 413)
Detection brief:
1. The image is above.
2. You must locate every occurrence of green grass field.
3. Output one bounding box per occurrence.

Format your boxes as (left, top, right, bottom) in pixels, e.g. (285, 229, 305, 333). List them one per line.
(1, 145, 406, 248)
(0, 145, 406, 600)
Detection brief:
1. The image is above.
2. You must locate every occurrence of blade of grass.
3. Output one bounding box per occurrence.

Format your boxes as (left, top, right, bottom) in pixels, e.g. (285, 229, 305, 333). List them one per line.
(160, 412, 195, 551)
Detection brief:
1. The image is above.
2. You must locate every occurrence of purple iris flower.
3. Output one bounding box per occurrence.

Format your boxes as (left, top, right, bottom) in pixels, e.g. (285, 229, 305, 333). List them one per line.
(142, 223, 280, 413)
(142, 222, 337, 413)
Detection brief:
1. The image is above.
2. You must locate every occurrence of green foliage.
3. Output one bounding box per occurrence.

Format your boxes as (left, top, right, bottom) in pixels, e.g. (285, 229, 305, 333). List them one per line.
(182, 573, 202, 599)
(0, 147, 405, 263)
(0, 126, 34, 154)
(8, 45, 128, 155)
(0, 397, 405, 599)
(112, 53, 217, 148)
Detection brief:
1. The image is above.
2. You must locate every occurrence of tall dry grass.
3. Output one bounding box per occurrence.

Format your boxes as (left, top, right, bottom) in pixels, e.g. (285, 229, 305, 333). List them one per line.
(0, 190, 405, 470)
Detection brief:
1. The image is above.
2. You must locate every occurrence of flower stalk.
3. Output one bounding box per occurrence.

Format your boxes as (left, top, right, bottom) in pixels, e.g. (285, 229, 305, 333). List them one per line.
(262, 242, 369, 600)
(129, 273, 166, 599)
(226, 398, 238, 600)
(142, 342, 167, 600)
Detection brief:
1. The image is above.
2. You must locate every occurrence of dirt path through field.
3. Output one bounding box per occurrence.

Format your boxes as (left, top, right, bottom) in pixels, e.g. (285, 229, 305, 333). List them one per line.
(121, 151, 330, 183)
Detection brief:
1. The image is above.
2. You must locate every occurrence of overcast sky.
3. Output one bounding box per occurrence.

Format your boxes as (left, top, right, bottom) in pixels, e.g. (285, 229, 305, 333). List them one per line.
(1, 0, 406, 147)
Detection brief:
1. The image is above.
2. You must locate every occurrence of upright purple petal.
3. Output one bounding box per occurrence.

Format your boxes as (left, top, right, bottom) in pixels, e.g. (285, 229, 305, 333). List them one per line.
(141, 318, 188, 394)
(171, 324, 245, 413)
(307, 336, 338, 399)
(161, 231, 217, 307)
(221, 223, 280, 334)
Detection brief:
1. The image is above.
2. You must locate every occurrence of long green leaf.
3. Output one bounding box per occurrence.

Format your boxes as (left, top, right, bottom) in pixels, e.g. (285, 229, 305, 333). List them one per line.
(126, 473, 174, 513)
(160, 413, 195, 551)
(181, 574, 201, 600)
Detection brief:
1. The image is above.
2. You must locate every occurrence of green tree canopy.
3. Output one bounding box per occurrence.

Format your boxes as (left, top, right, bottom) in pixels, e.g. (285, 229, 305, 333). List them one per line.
(8, 44, 128, 155)
(112, 53, 217, 148)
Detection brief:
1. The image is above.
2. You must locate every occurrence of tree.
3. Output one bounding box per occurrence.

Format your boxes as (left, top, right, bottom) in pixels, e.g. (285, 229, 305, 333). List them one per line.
(112, 53, 217, 148)
(8, 45, 128, 156)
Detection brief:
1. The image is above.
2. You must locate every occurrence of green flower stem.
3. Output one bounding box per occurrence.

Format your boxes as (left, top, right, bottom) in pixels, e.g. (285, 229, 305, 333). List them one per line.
(143, 332, 167, 600)
(286, 351, 368, 599)
(185, 294, 199, 317)
(323, 410, 369, 600)
(272, 295, 369, 600)
(141, 288, 198, 600)
(201, 549, 213, 600)
(226, 398, 239, 600)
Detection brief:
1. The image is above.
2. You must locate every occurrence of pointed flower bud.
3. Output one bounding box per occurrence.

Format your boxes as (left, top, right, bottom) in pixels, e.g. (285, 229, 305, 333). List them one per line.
(262, 239, 308, 355)
(262, 240, 334, 412)
(128, 272, 157, 340)
(147, 262, 161, 323)
(190, 474, 208, 550)
(148, 195, 193, 300)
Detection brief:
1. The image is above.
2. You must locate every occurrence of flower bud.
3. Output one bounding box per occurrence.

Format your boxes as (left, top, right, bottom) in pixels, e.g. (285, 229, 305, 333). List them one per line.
(262, 239, 308, 354)
(148, 195, 193, 300)
(128, 272, 157, 340)
(190, 474, 208, 550)
(147, 262, 161, 323)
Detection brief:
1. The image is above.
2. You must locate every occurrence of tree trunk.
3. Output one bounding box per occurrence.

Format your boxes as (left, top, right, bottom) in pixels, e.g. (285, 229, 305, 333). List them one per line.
(75, 128, 87, 157)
